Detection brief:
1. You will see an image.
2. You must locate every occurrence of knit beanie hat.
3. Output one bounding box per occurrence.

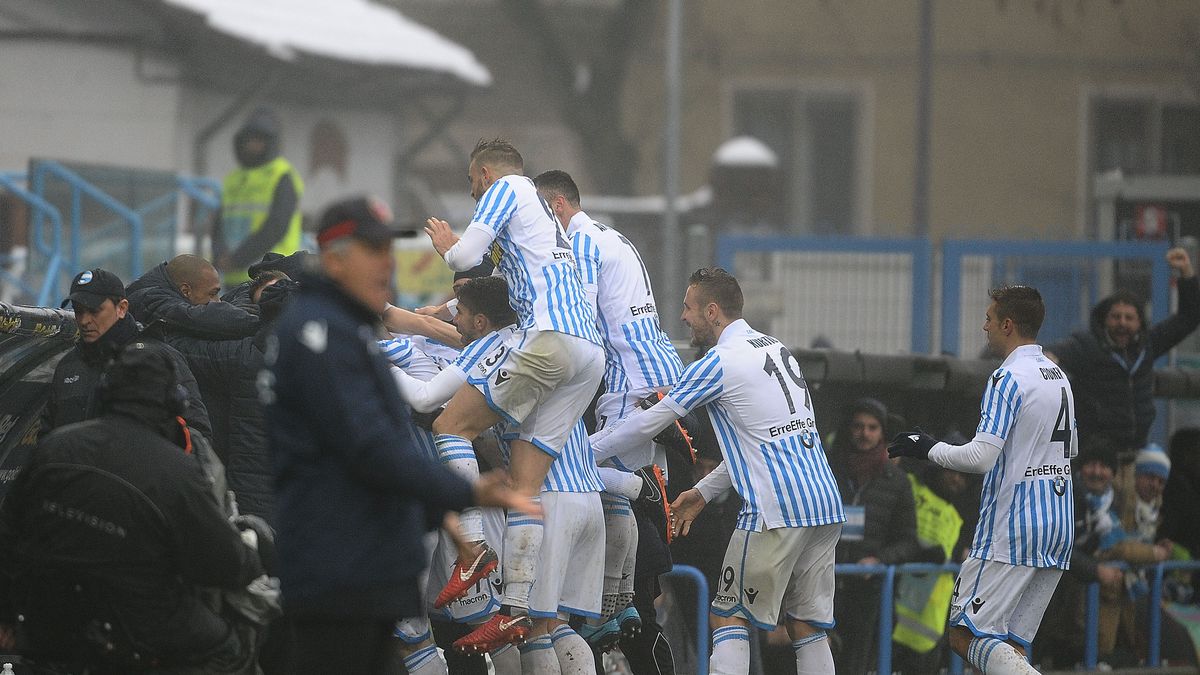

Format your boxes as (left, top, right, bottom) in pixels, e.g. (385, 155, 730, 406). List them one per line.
(1135, 443, 1171, 480)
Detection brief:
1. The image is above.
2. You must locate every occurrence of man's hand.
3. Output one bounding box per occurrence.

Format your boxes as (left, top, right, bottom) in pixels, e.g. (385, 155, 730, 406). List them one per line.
(416, 302, 452, 320)
(425, 217, 460, 257)
(473, 469, 543, 517)
(1168, 247, 1195, 279)
(670, 488, 707, 538)
(888, 428, 938, 461)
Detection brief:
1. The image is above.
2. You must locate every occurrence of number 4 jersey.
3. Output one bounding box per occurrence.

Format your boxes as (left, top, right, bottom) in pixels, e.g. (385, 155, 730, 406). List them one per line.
(970, 344, 1077, 569)
(660, 319, 845, 532)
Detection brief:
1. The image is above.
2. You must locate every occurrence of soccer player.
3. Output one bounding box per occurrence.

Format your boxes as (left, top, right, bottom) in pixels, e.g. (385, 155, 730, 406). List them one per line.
(889, 285, 1077, 675)
(591, 268, 846, 675)
(423, 141, 606, 648)
(534, 169, 683, 667)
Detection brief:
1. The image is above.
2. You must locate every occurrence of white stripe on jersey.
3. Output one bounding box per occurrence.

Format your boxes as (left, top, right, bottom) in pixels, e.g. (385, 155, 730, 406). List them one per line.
(467, 176, 601, 346)
(969, 344, 1076, 569)
(660, 319, 844, 531)
(567, 212, 682, 395)
(378, 335, 445, 463)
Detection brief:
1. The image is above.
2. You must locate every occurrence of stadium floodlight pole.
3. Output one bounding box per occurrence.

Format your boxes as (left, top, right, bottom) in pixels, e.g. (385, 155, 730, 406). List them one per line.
(662, 0, 683, 338)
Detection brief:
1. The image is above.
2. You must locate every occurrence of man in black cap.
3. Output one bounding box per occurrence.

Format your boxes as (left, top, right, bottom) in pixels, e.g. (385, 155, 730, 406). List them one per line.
(263, 196, 538, 671)
(39, 268, 212, 441)
(1, 342, 265, 671)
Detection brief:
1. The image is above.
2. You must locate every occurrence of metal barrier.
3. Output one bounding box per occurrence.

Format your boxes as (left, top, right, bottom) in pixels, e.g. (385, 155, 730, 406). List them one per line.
(665, 564, 710, 675)
(1081, 559, 1200, 670)
(0, 173, 65, 307)
(940, 239, 1172, 358)
(716, 235, 933, 354)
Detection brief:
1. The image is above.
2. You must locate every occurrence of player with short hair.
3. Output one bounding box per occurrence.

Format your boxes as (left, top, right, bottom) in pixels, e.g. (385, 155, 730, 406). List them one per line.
(535, 169, 684, 668)
(423, 148, 606, 649)
(591, 267, 845, 675)
(889, 285, 1077, 675)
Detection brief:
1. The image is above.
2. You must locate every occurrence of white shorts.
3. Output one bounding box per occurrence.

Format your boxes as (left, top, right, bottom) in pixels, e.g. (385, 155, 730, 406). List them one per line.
(528, 491, 605, 620)
(711, 524, 841, 630)
(595, 388, 658, 471)
(949, 556, 1063, 649)
(425, 507, 507, 623)
(467, 329, 605, 456)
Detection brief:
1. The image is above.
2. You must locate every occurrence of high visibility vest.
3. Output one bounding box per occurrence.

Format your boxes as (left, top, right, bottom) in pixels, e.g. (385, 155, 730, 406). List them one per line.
(893, 473, 963, 654)
(220, 157, 304, 284)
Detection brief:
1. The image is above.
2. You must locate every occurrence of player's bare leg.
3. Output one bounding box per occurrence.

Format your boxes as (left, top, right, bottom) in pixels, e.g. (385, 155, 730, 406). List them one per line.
(949, 625, 1040, 674)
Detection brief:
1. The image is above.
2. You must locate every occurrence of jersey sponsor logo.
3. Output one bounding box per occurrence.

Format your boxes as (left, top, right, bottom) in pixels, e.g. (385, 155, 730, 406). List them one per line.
(744, 587, 760, 604)
(991, 373, 1004, 387)
(747, 335, 780, 349)
(1053, 475, 1068, 496)
(553, 250, 572, 261)
(715, 593, 738, 606)
(970, 597, 986, 614)
(629, 302, 657, 317)
(1023, 463, 1068, 478)
(494, 369, 511, 386)
(63, 375, 80, 384)
(768, 416, 816, 438)
(1039, 367, 1065, 381)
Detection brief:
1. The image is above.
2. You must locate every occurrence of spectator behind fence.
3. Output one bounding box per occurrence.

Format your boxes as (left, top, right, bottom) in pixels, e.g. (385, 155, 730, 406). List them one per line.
(827, 397, 920, 674)
(39, 268, 212, 442)
(214, 107, 304, 287)
(262, 196, 534, 670)
(0, 343, 265, 671)
(1046, 248, 1199, 516)
(892, 459, 968, 675)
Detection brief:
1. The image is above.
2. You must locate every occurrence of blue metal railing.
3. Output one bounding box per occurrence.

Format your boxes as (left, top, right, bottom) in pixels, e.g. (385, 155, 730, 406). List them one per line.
(0, 172, 66, 306)
(717, 234, 934, 354)
(941, 239, 1172, 358)
(666, 564, 711, 675)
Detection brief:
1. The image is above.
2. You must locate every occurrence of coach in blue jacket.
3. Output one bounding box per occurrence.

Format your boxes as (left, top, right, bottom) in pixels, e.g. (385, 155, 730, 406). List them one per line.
(263, 196, 530, 672)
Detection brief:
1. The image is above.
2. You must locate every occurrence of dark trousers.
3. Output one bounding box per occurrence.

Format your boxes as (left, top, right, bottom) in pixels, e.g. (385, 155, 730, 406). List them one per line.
(291, 618, 393, 675)
(621, 500, 677, 675)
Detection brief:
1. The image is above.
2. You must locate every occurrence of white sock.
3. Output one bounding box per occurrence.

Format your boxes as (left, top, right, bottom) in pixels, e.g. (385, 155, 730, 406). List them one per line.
(551, 624, 597, 675)
(401, 644, 447, 674)
(967, 636, 1041, 674)
(792, 632, 834, 675)
(598, 467, 645, 500)
(502, 496, 543, 611)
(519, 633, 560, 674)
(489, 643, 522, 675)
(710, 625, 750, 675)
(436, 433, 484, 541)
(601, 494, 635, 620)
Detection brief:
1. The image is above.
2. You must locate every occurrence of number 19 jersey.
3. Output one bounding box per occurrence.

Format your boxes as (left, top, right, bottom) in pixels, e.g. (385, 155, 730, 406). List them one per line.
(659, 319, 844, 532)
(971, 344, 1077, 570)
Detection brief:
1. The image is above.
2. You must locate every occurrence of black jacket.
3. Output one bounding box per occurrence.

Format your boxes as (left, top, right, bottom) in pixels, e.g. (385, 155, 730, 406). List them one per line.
(830, 455, 920, 565)
(265, 273, 475, 619)
(1048, 276, 1200, 450)
(38, 316, 212, 442)
(126, 262, 261, 340)
(0, 413, 262, 662)
(127, 264, 274, 518)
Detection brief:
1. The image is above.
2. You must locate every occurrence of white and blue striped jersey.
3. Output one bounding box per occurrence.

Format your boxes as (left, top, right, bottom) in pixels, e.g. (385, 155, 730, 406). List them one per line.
(448, 326, 514, 377)
(377, 336, 443, 463)
(410, 334, 460, 369)
(567, 211, 683, 394)
(497, 419, 603, 494)
(970, 344, 1076, 570)
(659, 319, 844, 532)
(466, 176, 602, 345)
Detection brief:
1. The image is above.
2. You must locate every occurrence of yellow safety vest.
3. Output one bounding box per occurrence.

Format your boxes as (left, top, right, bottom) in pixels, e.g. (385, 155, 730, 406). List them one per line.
(220, 157, 304, 284)
(893, 473, 963, 654)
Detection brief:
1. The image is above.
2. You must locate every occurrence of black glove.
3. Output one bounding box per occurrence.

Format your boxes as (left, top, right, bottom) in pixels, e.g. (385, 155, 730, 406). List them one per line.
(638, 391, 697, 463)
(887, 428, 938, 461)
(411, 407, 443, 433)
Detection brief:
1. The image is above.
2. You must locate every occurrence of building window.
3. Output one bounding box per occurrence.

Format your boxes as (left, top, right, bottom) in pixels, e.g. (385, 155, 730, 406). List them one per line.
(732, 88, 862, 234)
(1092, 97, 1200, 177)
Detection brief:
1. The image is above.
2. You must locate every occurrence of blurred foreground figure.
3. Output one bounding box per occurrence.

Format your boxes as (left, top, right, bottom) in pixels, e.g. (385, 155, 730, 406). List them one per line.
(0, 343, 265, 673)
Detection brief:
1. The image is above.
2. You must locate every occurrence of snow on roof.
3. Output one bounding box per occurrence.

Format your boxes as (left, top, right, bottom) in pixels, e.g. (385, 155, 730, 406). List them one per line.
(712, 136, 779, 168)
(162, 0, 491, 86)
